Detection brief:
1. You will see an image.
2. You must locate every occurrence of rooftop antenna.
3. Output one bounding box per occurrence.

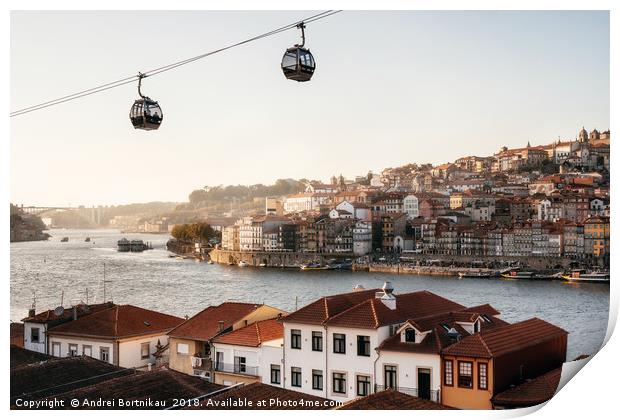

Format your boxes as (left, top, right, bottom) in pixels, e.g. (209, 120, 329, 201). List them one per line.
(60, 290, 64, 307)
(295, 296, 298, 311)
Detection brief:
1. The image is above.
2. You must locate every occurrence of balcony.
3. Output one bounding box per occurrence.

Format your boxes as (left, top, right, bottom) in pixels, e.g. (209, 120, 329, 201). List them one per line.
(375, 385, 440, 403)
(214, 362, 259, 377)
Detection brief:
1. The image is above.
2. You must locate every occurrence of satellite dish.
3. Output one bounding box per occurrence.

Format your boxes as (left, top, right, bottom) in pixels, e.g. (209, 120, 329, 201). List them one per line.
(54, 306, 65, 316)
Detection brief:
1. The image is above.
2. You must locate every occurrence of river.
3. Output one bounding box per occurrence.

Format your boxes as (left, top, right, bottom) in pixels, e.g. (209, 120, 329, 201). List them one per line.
(10, 228, 609, 360)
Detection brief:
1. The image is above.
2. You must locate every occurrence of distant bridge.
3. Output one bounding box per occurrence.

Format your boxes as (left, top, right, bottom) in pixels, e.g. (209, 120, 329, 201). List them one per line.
(20, 206, 81, 216)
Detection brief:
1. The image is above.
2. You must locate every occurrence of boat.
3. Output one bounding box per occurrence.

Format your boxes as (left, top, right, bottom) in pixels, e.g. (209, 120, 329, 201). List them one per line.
(258, 262, 267, 267)
(562, 270, 610, 283)
(458, 271, 494, 278)
(238, 261, 249, 267)
(300, 262, 330, 271)
(60, 237, 69, 242)
(501, 271, 536, 279)
(85, 237, 91, 242)
(117, 238, 152, 252)
(207, 260, 215, 265)
(329, 261, 353, 270)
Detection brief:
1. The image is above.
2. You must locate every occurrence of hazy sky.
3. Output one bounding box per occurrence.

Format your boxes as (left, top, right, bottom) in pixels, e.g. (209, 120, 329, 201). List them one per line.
(10, 11, 609, 207)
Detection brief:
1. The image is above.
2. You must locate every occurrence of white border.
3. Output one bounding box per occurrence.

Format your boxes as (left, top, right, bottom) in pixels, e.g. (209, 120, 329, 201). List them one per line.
(3, 1, 617, 420)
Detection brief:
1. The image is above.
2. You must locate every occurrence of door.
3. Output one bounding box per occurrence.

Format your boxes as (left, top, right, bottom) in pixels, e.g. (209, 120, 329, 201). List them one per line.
(52, 342, 61, 357)
(417, 368, 431, 400)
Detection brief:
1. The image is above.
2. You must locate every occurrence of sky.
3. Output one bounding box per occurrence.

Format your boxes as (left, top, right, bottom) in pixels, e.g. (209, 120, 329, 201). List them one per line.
(10, 10, 610, 207)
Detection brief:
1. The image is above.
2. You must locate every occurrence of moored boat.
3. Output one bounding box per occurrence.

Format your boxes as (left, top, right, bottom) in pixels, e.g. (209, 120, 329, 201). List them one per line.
(60, 237, 69, 242)
(458, 271, 494, 278)
(238, 260, 249, 267)
(300, 262, 330, 270)
(562, 270, 610, 283)
(85, 237, 91, 242)
(501, 271, 536, 279)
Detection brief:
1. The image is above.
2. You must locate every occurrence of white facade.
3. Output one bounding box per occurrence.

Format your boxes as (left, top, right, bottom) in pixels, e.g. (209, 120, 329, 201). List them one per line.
(211, 339, 284, 386)
(336, 201, 371, 221)
(46, 333, 169, 368)
(353, 221, 372, 256)
(403, 195, 420, 219)
(376, 350, 441, 402)
(23, 321, 48, 354)
(282, 321, 395, 402)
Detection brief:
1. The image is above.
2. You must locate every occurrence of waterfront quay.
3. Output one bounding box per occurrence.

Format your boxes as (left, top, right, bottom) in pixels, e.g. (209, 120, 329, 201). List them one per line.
(209, 249, 355, 267)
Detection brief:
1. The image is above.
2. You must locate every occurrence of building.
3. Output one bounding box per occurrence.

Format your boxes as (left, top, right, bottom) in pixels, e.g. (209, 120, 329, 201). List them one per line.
(167, 302, 285, 378)
(280, 284, 465, 402)
(45, 304, 183, 368)
(211, 318, 285, 386)
(441, 318, 567, 409)
(21, 302, 115, 355)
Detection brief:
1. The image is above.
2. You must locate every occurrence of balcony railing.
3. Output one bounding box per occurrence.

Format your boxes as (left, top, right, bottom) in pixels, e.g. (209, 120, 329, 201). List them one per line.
(214, 361, 259, 377)
(375, 385, 440, 403)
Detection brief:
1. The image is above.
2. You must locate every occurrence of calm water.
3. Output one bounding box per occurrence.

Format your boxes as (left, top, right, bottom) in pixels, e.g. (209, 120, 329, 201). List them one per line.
(10, 229, 609, 360)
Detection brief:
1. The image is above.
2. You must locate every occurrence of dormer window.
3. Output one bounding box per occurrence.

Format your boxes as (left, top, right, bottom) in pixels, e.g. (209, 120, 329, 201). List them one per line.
(404, 328, 416, 343)
(474, 320, 480, 333)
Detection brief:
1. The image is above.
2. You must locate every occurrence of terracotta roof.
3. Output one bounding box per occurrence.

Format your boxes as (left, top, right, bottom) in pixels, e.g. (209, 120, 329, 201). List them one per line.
(282, 289, 381, 325)
(168, 302, 265, 341)
(10, 356, 129, 404)
(10, 344, 52, 369)
(48, 304, 184, 339)
(45, 368, 226, 410)
(492, 367, 561, 407)
(326, 291, 466, 329)
(212, 318, 283, 347)
(337, 389, 453, 410)
(22, 302, 115, 323)
(379, 309, 508, 355)
(442, 318, 567, 358)
(194, 382, 333, 410)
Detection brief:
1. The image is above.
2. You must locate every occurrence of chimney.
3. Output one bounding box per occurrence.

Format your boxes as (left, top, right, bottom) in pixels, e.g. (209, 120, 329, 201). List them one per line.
(379, 281, 396, 310)
(28, 308, 35, 318)
(218, 320, 224, 333)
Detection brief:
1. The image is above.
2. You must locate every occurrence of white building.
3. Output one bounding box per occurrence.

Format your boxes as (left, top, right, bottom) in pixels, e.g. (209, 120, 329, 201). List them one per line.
(211, 318, 285, 387)
(335, 200, 371, 221)
(280, 284, 468, 403)
(284, 193, 332, 213)
(21, 302, 116, 355)
(45, 304, 183, 368)
(353, 221, 373, 256)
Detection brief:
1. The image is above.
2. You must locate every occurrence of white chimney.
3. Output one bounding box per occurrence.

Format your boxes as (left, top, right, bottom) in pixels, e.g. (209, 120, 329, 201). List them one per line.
(379, 281, 396, 310)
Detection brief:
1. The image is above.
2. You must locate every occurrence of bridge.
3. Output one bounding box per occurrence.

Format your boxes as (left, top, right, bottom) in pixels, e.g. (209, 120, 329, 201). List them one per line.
(20, 206, 81, 215)
(17, 205, 103, 226)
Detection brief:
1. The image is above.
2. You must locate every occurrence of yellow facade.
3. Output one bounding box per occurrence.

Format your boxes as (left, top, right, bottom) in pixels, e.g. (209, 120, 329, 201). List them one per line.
(441, 356, 494, 410)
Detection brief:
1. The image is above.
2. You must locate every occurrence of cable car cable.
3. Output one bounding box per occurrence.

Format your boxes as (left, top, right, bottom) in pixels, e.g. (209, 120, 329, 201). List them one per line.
(10, 10, 341, 118)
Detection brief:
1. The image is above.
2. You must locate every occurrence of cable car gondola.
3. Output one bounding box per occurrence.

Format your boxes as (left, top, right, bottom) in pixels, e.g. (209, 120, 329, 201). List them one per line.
(281, 23, 316, 82)
(129, 73, 163, 130)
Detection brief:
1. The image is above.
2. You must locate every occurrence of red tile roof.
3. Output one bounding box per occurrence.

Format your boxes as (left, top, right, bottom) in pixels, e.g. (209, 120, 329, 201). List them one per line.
(442, 318, 567, 358)
(337, 389, 453, 410)
(212, 318, 283, 347)
(48, 304, 183, 339)
(282, 289, 381, 325)
(325, 291, 466, 329)
(168, 302, 265, 341)
(22, 302, 115, 323)
(492, 367, 562, 407)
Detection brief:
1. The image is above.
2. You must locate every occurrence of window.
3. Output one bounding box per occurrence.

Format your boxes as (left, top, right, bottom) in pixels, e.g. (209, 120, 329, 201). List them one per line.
(474, 321, 480, 333)
(270, 364, 281, 384)
(384, 365, 397, 389)
(458, 361, 473, 388)
(405, 329, 416, 343)
(82, 345, 92, 357)
(357, 375, 371, 396)
(68, 343, 78, 357)
(177, 343, 189, 354)
(234, 356, 246, 373)
(291, 367, 302, 387)
(332, 372, 346, 394)
(312, 331, 323, 352)
(216, 352, 224, 370)
(444, 360, 453, 386)
(357, 335, 370, 356)
(312, 370, 323, 390)
(333, 333, 346, 354)
(100, 347, 110, 362)
(291, 329, 302, 349)
(30, 328, 40, 343)
(141, 342, 150, 359)
(478, 363, 488, 390)
(271, 365, 280, 384)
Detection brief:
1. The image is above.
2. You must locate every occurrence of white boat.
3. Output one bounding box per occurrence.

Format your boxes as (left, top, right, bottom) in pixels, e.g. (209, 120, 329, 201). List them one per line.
(300, 262, 330, 270)
(458, 271, 493, 278)
(207, 260, 214, 265)
(259, 263, 267, 267)
(562, 270, 609, 283)
(238, 261, 249, 267)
